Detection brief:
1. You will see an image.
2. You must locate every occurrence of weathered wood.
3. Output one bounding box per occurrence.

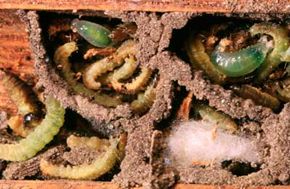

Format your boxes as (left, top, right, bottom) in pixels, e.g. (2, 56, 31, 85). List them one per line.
(0, 10, 35, 84)
(0, 84, 18, 114)
(175, 184, 290, 189)
(0, 180, 121, 189)
(0, 10, 34, 114)
(0, 181, 288, 189)
(0, 0, 289, 13)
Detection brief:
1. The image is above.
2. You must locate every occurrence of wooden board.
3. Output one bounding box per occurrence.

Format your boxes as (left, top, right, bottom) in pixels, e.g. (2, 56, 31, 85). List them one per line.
(0, 180, 288, 189)
(0, 10, 35, 83)
(0, 0, 289, 13)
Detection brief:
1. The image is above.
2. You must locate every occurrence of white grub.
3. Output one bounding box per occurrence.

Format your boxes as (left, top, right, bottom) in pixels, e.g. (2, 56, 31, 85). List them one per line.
(168, 120, 260, 166)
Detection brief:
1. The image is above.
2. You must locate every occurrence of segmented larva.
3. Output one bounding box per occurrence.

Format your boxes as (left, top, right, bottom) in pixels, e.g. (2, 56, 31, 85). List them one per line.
(115, 67, 152, 94)
(54, 42, 122, 107)
(67, 134, 127, 160)
(66, 135, 110, 150)
(55, 40, 155, 113)
(211, 43, 270, 77)
(250, 23, 289, 81)
(109, 56, 152, 94)
(231, 84, 281, 111)
(185, 34, 226, 84)
(0, 71, 41, 137)
(82, 40, 137, 90)
(131, 85, 156, 114)
(101, 55, 137, 85)
(194, 103, 238, 134)
(0, 96, 65, 161)
(40, 137, 119, 180)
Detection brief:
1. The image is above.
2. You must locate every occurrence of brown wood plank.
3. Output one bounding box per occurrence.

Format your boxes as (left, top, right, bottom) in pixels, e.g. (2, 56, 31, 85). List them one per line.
(0, 85, 18, 114)
(175, 184, 290, 189)
(0, 10, 35, 83)
(0, 0, 289, 13)
(0, 180, 121, 189)
(0, 181, 288, 189)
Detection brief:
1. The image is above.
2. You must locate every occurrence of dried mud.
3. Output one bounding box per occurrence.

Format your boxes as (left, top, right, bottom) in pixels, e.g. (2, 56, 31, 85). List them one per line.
(16, 9, 290, 188)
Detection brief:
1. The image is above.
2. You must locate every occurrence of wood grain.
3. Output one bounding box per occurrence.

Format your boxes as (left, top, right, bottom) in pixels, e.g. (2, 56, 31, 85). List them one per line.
(0, 84, 18, 115)
(0, 10, 35, 84)
(175, 184, 290, 189)
(0, 10, 34, 114)
(0, 181, 288, 189)
(0, 180, 121, 189)
(0, 0, 289, 13)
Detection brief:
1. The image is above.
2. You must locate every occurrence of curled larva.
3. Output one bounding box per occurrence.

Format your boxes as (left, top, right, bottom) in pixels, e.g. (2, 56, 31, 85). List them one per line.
(101, 55, 152, 94)
(82, 40, 137, 90)
(0, 96, 65, 161)
(66, 135, 110, 150)
(194, 103, 238, 134)
(82, 56, 123, 90)
(54, 42, 122, 107)
(67, 134, 127, 160)
(103, 55, 137, 85)
(0, 71, 41, 137)
(111, 63, 152, 94)
(40, 137, 119, 180)
(250, 23, 290, 81)
(185, 34, 227, 84)
(231, 84, 281, 111)
(131, 85, 156, 114)
(116, 67, 152, 94)
(211, 43, 270, 77)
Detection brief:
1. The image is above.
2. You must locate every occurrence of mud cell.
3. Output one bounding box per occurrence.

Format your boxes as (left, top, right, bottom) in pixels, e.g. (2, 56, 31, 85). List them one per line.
(2, 11, 288, 188)
(169, 15, 290, 113)
(148, 14, 290, 188)
(0, 71, 126, 181)
(24, 11, 179, 136)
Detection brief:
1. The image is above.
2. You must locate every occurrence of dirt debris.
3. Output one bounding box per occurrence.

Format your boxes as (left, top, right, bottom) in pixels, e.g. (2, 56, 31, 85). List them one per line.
(18, 9, 290, 188)
(3, 146, 65, 180)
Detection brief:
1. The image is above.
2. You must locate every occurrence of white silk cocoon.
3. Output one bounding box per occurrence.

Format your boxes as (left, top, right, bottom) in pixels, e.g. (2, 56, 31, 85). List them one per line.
(168, 120, 259, 166)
